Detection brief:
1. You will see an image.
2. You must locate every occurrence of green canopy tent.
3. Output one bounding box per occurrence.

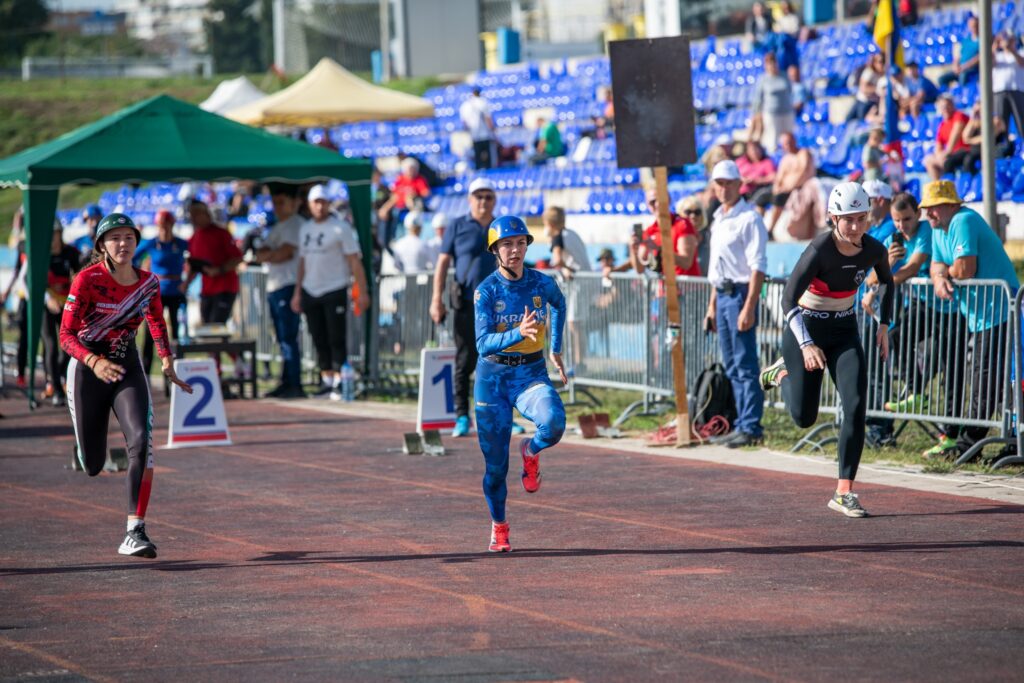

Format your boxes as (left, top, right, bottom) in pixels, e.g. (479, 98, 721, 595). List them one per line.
(0, 94, 373, 404)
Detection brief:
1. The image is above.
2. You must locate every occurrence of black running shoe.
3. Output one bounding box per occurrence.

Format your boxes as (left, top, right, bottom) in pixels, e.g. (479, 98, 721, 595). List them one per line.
(118, 524, 157, 558)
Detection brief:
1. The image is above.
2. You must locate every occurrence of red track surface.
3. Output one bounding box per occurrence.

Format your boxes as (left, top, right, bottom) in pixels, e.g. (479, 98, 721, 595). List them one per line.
(2, 396, 1023, 682)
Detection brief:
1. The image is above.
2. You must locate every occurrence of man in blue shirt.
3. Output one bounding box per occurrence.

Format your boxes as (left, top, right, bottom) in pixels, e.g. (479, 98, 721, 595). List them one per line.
(134, 209, 189, 375)
(924, 180, 1018, 458)
(73, 205, 103, 266)
(938, 15, 980, 89)
(430, 178, 498, 436)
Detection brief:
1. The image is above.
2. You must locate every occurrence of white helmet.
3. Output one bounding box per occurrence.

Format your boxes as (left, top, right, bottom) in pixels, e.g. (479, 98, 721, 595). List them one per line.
(827, 181, 871, 216)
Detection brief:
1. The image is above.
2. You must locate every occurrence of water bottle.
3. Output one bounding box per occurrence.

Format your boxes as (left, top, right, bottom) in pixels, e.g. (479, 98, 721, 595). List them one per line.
(177, 305, 190, 344)
(340, 362, 355, 402)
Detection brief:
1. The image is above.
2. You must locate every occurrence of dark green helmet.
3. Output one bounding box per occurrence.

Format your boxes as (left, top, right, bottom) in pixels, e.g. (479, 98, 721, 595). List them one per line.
(95, 213, 140, 244)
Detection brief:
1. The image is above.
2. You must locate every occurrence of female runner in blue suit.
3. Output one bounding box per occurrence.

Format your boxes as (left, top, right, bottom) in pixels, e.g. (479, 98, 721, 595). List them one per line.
(474, 215, 568, 552)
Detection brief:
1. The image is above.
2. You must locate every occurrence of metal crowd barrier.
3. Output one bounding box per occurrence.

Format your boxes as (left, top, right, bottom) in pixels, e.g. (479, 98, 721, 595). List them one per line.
(236, 269, 1022, 466)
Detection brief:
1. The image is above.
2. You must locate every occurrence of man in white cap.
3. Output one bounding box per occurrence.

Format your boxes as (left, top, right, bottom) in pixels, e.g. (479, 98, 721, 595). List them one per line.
(862, 179, 895, 244)
(702, 159, 769, 448)
(424, 213, 447, 269)
(430, 178, 498, 436)
(391, 211, 431, 273)
(291, 184, 370, 400)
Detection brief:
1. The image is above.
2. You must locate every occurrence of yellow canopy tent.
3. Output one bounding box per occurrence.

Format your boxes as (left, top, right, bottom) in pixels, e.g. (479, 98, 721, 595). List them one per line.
(226, 57, 435, 126)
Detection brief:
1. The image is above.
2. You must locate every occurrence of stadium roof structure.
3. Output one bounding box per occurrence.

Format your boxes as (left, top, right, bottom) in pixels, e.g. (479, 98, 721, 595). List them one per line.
(225, 57, 435, 127)
(0, 94, 373, 404)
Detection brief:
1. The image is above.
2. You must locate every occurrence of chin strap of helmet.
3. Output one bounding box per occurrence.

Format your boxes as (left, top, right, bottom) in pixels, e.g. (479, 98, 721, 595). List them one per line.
(492, 247, 521, 280)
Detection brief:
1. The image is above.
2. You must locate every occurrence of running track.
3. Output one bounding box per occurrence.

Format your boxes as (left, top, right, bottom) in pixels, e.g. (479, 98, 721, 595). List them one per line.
(1, 396, 1023, 682)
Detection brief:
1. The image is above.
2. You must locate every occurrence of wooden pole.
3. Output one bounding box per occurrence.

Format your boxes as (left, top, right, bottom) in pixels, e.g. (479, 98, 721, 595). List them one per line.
(653, 166, 691, 446)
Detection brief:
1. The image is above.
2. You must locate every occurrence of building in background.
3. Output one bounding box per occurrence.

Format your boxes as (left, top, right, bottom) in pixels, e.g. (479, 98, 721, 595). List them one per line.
(112, 0, 208, 54)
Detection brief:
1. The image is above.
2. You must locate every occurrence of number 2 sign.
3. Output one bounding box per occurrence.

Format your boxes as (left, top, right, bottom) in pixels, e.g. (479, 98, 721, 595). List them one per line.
(166, 359, 233, 448)
(416, 348, 458, 433)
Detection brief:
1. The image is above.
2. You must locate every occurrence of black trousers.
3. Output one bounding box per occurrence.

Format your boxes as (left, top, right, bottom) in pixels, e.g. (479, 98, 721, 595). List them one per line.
(948, 322, 1009, 452)
(301, 287, 348, 374)
(41, 307, 68, 389)
(472, 140, 495, 170)
(15, 298, 28, 377)
(453, 303, 477, 418)
(199, 292, 236, 324)
(142, 293, 184, 374)
(996, 90, 1024, 142)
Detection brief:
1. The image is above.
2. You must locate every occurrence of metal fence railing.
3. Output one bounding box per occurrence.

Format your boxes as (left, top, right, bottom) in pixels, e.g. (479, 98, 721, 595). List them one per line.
(234, 269, 1022, 467)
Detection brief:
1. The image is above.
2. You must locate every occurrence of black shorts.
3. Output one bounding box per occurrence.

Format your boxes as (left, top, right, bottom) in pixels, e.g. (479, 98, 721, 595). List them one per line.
(771, 192, 791, 208)
(200, 292, 237, 324)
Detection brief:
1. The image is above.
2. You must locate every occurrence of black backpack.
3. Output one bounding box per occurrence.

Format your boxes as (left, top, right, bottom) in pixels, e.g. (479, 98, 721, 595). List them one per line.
(692, 363, 737, 430)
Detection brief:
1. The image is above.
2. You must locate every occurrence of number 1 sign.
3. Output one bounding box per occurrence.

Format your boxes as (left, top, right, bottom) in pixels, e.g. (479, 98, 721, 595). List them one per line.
(166, 359, 233, 448)
(416, 348, 458, 433)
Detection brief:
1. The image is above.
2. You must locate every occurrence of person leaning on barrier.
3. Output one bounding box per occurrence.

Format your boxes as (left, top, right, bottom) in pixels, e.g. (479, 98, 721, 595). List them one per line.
(430, 177, 498, 438)
(631, 188, 701, 278)
(923, 180, 1019, 460)
(864, 192, 968, 456)
(703, 160, 769, 448)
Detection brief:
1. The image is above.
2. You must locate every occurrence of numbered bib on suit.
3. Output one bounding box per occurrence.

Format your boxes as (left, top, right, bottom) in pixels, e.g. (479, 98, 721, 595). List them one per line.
(416, 348, 458, 433)
(166, 359, 232, 448)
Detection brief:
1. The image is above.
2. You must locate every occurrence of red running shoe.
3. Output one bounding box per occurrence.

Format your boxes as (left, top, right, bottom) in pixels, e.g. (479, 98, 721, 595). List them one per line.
(489, 521, 511, 553)
(15, 375, 26, 389)
(520, 438, 541, 493)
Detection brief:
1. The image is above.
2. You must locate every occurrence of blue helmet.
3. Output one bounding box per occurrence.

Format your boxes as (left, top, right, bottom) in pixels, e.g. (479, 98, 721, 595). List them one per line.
(487, 215, 533, 252)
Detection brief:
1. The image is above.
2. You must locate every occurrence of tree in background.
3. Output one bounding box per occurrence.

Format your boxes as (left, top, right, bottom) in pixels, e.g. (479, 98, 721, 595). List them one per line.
(0, 0, 49, 63)
(204, 0, 265, 74)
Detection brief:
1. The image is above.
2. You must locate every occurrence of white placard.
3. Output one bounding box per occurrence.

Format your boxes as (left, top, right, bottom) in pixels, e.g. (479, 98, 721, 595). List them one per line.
(416, 347, 458, 433)
(166, 358, 232, 448)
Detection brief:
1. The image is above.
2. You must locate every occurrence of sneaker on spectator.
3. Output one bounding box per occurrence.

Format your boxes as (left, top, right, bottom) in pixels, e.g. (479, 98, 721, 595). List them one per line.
(329, 376, 343, 401)
(922, 435, 958, 459)
(828, 491, 868, 518)
(884, 394, 928, 413)
(452, 415, 471, 437)
(312, 379, 333, 397)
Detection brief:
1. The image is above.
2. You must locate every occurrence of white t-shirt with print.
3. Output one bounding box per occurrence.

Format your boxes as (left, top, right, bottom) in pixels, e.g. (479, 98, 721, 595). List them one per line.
(298, 214, 362, 297)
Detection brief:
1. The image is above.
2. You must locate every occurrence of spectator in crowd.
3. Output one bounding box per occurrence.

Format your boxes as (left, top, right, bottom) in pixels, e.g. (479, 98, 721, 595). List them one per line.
(398, 152, 442, 189)
(898, 0, 918, 26)
(861, 128, 888, 183)
(703, 160, 769, 448)
(392, 211, 431, 273)
(185, 199, 242, 327)
(868, 193, 966, 456)
(424, 212, 446, 268)
(371, 167, 392, 253)
(134, 209, 188, 379)
(961, 104, 1013, 174)
(788, 64, 812, 117)
(532, 116, 565, 164)
(846, 52, 886, 122)
(767, 131, 816, 230)
(227, 181, 253, 220)
(878, 66, 912, 117)
(631, 188, 701, 278)
(772, 1, 801, 70)
(863, 179, 896, 242)
(993, 32, 1024, 140)
(924, 179, 1018, 458)
(2, 208, 30, 388)
(544, 206, 590, 280)
(775, 0, 801, 36)
(73, 205, 103, 264)
(923, 95, 970, 180)
(253, 183, 304, 398)
(938, 15, 981, 89)
(378, 158, 431, 227)
(745, 1, 773, 51)
(602, 87, 615, 123)
(430, 178, 498, 437)
(290, 184, 370, 401)
(903, 61, 939, 108)
(600, 247, 633, 278)
(460, 87, 497, 170)
(750, 52, 795, 154)
(676, 195, 711, 274)
(737, 140, 777, 210)
(40, 220, 79, 406)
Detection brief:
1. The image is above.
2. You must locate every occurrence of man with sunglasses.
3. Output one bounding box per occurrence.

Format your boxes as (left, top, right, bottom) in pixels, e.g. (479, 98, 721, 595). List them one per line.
(430, 178, 498, 437)
(631, 188, 701, 277)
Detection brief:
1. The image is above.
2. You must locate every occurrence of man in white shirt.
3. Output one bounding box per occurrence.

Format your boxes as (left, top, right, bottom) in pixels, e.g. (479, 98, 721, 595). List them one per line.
(703, 160, 769, 448)
(254, 183, 304, 398)
(423, 213, 446, 268)
(994, 33, 1024, 144)
(391, 211, 431, 273)
(459, 87, 496, 170)
(290, 184, 371, 400)
(543, 206, 591, 279)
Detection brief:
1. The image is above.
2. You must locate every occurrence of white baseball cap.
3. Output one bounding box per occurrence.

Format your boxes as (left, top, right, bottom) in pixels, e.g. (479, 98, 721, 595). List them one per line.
(307, 184, 329, 202)
(710, 160, 741, 182)
(468, 177, 496, 195)
(862, 179, 894, 200)
(431, 212, 448, 229)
